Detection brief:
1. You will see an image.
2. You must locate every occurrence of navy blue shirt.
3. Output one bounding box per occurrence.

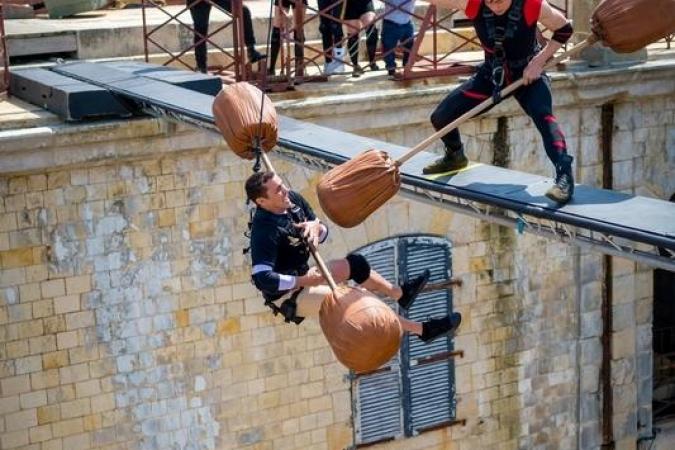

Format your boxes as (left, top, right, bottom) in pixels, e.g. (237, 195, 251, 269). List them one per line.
(250, 191, 325, 301)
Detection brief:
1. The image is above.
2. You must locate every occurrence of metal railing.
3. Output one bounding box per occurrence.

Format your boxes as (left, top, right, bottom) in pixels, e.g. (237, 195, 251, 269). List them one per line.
(140, 0, 570, 90)
(141, 0, 266, 83)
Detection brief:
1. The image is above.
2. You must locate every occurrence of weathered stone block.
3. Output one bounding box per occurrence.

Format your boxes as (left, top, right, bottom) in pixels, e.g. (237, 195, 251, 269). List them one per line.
(0, 429, 29, 449)
(2, 373, 31, 395)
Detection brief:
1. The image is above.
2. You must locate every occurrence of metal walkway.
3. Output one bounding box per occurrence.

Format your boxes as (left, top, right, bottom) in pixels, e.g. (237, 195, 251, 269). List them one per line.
(38, 61, 675, 271)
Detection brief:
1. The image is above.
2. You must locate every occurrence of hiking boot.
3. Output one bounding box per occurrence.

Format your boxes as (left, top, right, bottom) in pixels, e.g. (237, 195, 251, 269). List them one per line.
(352, 65, 364, 78)
(545, 154, 575, 204)
(397, 269, 430, 310)
(422, 148, 469, 175)
(420, 312, 462, 343)
(248, 48, 266, 64)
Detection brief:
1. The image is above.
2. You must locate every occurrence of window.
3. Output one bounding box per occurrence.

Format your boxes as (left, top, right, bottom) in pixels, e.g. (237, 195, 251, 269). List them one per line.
(653, 193, 675, 422)
(352, 235, 458, 445)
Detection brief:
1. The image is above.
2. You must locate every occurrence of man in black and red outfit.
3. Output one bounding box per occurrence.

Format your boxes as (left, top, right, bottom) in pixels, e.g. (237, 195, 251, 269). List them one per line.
(425, 0, 575, 203)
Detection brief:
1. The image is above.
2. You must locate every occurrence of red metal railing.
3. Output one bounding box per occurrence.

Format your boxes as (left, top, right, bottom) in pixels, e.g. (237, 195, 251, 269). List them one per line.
(140, 0, 570, 90)
(272, 0, 569, 85)
(141, 0, 267, 84)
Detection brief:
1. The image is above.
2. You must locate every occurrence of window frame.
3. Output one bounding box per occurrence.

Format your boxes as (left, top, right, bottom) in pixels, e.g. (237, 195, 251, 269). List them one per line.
(351, 234, 459, 446)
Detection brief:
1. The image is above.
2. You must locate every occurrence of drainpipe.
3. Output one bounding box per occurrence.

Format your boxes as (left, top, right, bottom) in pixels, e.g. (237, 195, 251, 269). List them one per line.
(600, 103, 615, 450)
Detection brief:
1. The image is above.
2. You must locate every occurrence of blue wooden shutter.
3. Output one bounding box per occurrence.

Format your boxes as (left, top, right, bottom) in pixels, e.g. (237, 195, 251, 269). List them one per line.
(354, 240, 404, 444)
(353, 235, 457, 444)
(400, 236, 457, 434)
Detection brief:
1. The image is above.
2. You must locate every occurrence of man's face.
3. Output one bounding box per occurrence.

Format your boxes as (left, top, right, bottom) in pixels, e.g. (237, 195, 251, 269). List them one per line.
(485, 0, 511, 15)
(256, 175, 292, 213)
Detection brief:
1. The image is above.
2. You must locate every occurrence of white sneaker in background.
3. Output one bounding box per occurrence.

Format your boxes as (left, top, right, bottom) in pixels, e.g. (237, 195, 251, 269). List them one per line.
(324, 59, 344, 75)
(331, 47, 346, 73)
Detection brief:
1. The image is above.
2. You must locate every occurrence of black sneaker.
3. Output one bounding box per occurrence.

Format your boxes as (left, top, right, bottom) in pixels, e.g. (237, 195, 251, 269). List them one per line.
(397, 269, 430, 310)
(420, 312, 462, 343)
(248, 48, 266, 64)
(369, 62, 380, 71)
(352, 65, 364, 78)
(422, 149, 469, 175)
(387, 68, 396, 80)
(545, 154, 575, 204)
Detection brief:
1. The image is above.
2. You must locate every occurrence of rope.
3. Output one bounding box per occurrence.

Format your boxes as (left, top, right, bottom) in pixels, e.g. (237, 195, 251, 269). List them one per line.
(251, 0, 276, 171)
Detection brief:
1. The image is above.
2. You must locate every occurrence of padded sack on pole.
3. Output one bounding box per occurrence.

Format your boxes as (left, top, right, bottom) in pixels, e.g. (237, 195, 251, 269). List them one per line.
(317, 149, 400, 228)
(212, 82, 278, 160)
(592, 0, 675, 54)
(319, 286, 402, 374)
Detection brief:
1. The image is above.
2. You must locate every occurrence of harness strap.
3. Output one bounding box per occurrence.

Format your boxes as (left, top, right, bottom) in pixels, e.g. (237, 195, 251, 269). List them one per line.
(265, 288, 305, 325)
(483, 0, 524, 102)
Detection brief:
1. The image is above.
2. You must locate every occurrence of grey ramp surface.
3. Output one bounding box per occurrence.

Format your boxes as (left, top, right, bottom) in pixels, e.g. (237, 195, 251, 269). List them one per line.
(280, 116, 675, 247)
(49, 62, 675, 249)
(51, 62, 216, 122)
(10, 68, 131, 121)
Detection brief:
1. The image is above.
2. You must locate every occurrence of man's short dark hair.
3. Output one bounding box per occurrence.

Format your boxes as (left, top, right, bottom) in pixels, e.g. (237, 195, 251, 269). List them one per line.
(245, 171, 275, 202)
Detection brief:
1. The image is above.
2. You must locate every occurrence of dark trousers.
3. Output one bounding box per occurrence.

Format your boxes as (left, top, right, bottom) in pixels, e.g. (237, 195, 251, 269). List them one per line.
(317, 0, 344, 61)
(381, 19, 413, 70)
(188, 0, 256, 72)
(430, 65, 568, 166)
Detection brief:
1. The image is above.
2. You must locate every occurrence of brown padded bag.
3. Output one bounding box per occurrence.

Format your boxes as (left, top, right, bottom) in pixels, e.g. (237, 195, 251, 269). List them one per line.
(320, 286, 402, 374)
(212, 82, 278, 160)
(592, 0, 675, 53)
(317, 149, 401, 228)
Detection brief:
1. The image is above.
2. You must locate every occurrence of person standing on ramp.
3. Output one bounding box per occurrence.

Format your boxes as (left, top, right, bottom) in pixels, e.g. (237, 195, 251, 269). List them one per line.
(424, 0, 575, 204)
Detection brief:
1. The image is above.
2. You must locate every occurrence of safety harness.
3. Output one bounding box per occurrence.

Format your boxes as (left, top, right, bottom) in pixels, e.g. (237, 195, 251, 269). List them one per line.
(482, 0, 524, 103)
(264, 288, 305, 325)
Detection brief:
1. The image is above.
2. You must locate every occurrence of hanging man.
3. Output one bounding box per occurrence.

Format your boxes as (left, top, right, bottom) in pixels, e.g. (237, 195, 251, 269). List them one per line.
(245, 171, 461, 341)
(424, 0, 575, 204)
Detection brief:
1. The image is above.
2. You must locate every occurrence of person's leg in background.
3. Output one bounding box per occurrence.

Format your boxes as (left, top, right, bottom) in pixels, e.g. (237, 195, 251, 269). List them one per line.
(291, 0, 306, 77)
(215, 0, 266, 63)
(268, 0, 287, 75)
(187, 0, 211, 73)
(399, 20, 414, 71)
(361, 9, 379, 71)
(381, 20, 399, 77)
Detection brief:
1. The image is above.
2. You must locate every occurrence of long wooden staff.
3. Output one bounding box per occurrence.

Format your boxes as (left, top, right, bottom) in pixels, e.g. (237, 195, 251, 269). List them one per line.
(396, 35, 599, 165)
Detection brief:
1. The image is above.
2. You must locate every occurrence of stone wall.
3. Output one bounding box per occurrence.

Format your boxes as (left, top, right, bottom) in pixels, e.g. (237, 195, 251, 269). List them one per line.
(1, 58, 674, 450)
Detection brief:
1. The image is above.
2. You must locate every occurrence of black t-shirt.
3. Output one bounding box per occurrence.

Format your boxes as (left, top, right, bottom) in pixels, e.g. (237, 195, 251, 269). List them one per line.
(250, 191, 319, 301)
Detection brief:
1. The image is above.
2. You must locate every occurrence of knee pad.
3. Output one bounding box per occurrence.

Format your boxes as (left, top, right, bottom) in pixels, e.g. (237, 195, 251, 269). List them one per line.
(346, 253, 370, 284)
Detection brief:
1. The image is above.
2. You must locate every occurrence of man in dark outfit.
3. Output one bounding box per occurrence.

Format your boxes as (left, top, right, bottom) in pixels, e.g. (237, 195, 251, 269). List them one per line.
(245, 171, 462, 342)
(425, 0, 575, 204)
(187, 0, 265, 73)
